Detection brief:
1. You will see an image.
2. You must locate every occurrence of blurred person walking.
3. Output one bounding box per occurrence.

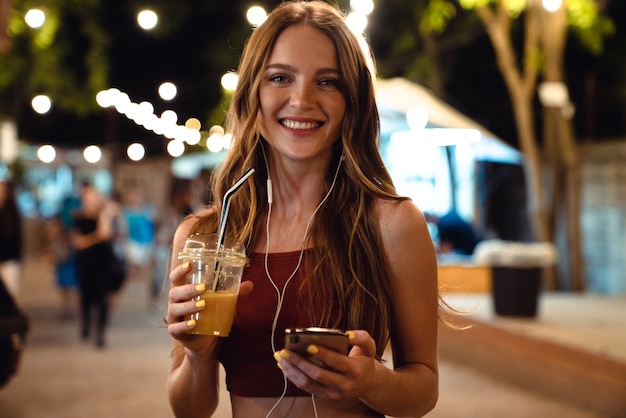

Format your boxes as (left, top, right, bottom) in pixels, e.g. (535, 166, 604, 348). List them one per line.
(0, 180, 23, 301)
(121, 187, 156, 292)
(152, 183, 193, 305)
(0, 272, 29, 388)
(44, 215, 79, 320)
(71, 182, 122, 349)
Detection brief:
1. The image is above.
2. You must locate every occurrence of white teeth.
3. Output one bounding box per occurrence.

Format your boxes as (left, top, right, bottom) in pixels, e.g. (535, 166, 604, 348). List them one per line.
(281, 120, 319, 130)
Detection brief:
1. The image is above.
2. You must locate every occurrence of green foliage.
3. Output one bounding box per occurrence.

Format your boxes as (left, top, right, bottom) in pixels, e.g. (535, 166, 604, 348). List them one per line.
(457, 0, 614, 55)
(459, 0, 527, 18)
(421, 0, 457, 34)
(567, 0, 615, 54)
(458, 0, 492, 10)
(0, 0, 110, 116)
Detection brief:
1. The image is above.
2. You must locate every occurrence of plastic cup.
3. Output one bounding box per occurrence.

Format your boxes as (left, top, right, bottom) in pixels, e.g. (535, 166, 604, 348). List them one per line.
(178, 233, 247, 336)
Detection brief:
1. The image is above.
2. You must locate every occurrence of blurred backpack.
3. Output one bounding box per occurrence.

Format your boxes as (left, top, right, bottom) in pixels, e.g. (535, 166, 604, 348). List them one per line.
(0, 276, 29, 388)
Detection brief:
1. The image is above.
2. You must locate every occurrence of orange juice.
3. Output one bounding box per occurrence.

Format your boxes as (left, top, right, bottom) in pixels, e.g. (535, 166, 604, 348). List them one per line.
(188, 291, 239, 336)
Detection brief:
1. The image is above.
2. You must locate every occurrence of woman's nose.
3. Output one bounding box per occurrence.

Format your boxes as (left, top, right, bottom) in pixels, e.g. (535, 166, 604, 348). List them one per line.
(289, 83, 314, 109)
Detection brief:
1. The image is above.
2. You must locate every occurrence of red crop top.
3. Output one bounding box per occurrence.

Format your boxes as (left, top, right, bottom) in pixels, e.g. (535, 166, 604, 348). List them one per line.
(217, 251, 318, 397)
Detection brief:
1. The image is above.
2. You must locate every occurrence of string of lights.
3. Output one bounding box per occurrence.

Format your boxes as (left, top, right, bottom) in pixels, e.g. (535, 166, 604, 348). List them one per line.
(25, 1, 377, 165)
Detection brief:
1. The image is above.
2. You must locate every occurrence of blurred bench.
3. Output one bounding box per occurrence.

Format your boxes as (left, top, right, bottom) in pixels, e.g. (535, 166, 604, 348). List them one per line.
(438, 264, 491, 293)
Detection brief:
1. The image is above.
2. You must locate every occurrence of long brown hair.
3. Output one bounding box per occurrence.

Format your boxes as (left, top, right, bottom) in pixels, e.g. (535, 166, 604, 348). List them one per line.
(190, 1, 407, 356)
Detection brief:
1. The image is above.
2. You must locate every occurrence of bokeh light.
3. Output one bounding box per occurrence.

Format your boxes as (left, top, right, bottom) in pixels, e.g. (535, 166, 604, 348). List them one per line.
(350, 0, 374, 15)
(127, 143, 146, 161)
(246, 6, 267, 27)
(137, 9, 158, 30)
(167, 140, 185, 157)
(222, 133, 233, 150)
(345, 11, 368, 35)
(221, 72, 238, 91)
(37, 145, 56, 163)
(161, 110, 178, 125)
(32, 95, 52, 114)
(185, 129, 202, 145)
(542, 0, 562, 12)
(25, 9, 46, 28)
(158, 82, 177, 101)
(83, 145, 102, 164)
(185, 118, 201, 131)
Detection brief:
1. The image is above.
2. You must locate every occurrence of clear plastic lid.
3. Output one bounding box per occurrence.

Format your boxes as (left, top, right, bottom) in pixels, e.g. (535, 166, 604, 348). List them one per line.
(178, 233, 247, 265)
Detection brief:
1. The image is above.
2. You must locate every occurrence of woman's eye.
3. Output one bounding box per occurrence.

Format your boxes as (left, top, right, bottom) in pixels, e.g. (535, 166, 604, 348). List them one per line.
(320, 78, 340, 88)
(269, 74, 289, 83)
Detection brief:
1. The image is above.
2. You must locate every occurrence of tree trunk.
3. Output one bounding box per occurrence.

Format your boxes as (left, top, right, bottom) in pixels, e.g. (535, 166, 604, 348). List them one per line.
(476, 1, 556, 288)
(539, 1, 586, 291)
(543, 107, 561, 290)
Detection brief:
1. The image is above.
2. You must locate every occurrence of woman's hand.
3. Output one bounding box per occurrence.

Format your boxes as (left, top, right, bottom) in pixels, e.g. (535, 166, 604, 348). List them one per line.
(275, 330, 381, 400)
(166, 262, 254, 354)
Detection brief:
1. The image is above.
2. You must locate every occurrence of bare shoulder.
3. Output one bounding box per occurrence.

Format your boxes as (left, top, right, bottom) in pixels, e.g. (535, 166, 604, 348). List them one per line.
(374, 198, 436, 284)
(375, 198, 428, 238)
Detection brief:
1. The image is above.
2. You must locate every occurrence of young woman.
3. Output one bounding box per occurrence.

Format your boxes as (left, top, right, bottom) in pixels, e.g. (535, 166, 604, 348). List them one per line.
(72, 182, 121, 348)
(166, 2, 439, 417)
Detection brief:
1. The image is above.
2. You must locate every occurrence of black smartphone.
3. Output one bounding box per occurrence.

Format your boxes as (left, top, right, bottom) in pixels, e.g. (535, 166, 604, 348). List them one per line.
(284, 327, 349, 369)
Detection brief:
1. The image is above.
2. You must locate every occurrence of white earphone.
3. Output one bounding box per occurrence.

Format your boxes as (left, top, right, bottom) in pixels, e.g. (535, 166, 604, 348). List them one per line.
(267, 178, 273, 204)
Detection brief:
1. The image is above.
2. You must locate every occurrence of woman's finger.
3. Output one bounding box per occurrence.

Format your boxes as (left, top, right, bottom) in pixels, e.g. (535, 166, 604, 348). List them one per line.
(346, 330, 377, 358)
(169, 261, 191, 286)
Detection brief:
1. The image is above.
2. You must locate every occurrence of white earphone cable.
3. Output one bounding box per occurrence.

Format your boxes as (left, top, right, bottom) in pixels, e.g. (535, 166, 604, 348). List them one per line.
(264, 155, 343, 418)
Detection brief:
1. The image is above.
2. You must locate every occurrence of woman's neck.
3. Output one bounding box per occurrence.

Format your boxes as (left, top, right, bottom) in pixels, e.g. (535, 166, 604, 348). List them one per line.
(249, 205, 316, 254)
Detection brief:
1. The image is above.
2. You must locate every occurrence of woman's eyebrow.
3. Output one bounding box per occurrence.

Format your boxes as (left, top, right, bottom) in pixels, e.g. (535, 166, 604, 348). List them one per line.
(265, 63, 340, 76)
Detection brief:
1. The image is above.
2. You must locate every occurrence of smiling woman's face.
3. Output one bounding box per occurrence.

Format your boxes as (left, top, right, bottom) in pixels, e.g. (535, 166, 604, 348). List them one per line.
(257, 24, 346, 164)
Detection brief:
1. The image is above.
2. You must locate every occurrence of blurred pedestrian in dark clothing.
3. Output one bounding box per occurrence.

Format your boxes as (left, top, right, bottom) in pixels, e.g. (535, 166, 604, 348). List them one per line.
(71, 182, 120, 349)
(0, 180, 23, 301)
(0, 273, 29, 388)
(437, 210, 479, 255)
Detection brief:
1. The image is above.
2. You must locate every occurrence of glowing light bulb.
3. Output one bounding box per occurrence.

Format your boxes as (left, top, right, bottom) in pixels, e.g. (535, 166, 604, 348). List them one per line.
(137, 10, 158, 30)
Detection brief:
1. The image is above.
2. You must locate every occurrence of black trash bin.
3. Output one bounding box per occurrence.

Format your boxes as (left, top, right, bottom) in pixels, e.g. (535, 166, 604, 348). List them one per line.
(474, 240, 557, 318)
(491, 266, 542, 317)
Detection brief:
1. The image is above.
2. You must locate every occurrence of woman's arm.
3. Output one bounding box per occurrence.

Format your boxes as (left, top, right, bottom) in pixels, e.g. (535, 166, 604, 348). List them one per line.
(167, 339, 221, 418)
(166, 215, 221, 418)
(275, 199, 439, 417)
(72, 203, 117, 250)
(71, 227, 103, 250)
(355, 198, 439, 416)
